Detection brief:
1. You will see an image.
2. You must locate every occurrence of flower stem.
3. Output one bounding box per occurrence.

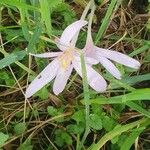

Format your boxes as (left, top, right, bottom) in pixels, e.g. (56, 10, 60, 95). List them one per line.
(79, 52, 90, 150)
(78, 1, 96, 150)
(86, 0, 96, 44)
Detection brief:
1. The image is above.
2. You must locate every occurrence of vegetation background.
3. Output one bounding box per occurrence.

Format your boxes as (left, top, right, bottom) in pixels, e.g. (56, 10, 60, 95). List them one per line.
(0, 0, 150, 149)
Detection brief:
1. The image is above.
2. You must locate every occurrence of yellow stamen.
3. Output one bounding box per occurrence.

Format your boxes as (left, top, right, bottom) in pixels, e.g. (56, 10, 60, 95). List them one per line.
(59, 48, 74, 70)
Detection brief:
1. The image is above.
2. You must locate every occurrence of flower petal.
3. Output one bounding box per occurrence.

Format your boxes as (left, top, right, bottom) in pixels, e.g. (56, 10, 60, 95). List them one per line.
(29, 52, 62, 58)
(85, 57, 99, 65)
(53, 65, 73, 95)
(73, 61, 107, 92)
(97, 56, 121, 79)
(95, 46, 141, 69)
(25, 59, 59, 98)
(58, 20, 88, 51)
(74, 56, 98, 65)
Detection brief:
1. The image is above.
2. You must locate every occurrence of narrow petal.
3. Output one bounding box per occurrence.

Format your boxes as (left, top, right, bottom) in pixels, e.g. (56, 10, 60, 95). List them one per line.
(73, 61, 107, 92)
(95, 46, 141, 69)
(74, 56, 99, 65)
(85, 57, 99, 65)
(29, 52, 62, 58)
(97, 56, 121, 79)
(84, 41, 94, 56)
(53, 65, 73, 95)
(25, 59, 59, 98)
(58, 20, 88, 51)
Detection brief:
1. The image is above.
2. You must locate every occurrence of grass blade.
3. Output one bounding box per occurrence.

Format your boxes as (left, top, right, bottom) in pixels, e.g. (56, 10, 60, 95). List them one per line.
(0, 51, 26, 69)
(120, 128, 145, 150)
(27, 23, 42, 53)
(0, 0, 39, 11)
(109, 73, 150, 90)
(95, 0, 118, 44)
(126, 101, 150, 118)
(89, 118, 149, 150)
(88, 88, 150, 105)
(39, 0, 52, 37)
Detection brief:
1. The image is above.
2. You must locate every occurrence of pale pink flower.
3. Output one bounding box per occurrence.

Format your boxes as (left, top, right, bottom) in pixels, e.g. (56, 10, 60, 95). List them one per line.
(84, 5, 141, 80)
(25, 20, 107, 98)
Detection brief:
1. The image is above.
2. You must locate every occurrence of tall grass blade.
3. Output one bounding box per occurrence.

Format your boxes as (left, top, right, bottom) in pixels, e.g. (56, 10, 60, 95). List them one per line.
(39, 0, 52, 37)
(95, 0, 118, 44)
(89, 118, 149, 150)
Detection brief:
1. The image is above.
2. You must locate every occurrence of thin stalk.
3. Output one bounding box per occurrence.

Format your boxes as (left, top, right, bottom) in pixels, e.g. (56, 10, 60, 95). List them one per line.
(79, 2, 96, 149)
(79, 52, 90, 149)
(86, 1, 96, 45)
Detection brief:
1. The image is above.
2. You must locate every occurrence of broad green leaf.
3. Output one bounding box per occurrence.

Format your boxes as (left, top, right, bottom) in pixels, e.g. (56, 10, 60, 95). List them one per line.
(89, 114, 102, 130)
(17, 138, 33, 150)
(61, 132, 72, 145)
(54, 129, 72, 147)
(72, 110, 85, 124)
(0, 132, 9, 148)
(14, 122, 27, 135)
(102, 116, 117, 132)
(34, 86, 49, 100)
(0, 51, 26, 69)
(47, 106, 58, 116)
(66, 124, 84, 135)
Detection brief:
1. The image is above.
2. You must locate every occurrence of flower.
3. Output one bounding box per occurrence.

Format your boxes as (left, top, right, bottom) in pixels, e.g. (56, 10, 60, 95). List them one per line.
(84, 4, 141, 80)
(25, 20, 107, 98)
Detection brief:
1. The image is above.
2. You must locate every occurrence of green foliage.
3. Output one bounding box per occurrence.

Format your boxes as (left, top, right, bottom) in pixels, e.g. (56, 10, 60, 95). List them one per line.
(39, 0, 52, 37)
(3, 29, 25, 42)
(47, 106, 58, 116)
(14, 122, 27, 135)
(52, 3, 76, 29)
(0, 0, 150, 149)
(0, 71, 15, 86)
(17, 138, 33, 150)
(0, 132, 9, 148)
(67, 123, 85, 135)
(54, 129, 72, 147)
(27, 23, 42, 53)
(89, 114, 102, 130)
(89, 88, 150, 104)
(102, 116, 117, 132)
(28, 74, 49, 99)
(95, 0, 119, 43)
(71, 109, 85, 124)
(47, 106, 64, 122)
(0, 51, 26, 69)
(34, 86, 49, 100)
(90, 118, 150, 150)
(120, 128, 144, 150)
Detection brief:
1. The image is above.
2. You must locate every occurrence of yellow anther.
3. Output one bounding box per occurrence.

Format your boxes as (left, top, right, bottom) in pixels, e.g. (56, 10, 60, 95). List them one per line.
(59, 48, 74, 71)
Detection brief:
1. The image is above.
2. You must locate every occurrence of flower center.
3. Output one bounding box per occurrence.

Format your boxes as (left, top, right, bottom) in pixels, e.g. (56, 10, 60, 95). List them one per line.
(59, 48, 74, 71)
